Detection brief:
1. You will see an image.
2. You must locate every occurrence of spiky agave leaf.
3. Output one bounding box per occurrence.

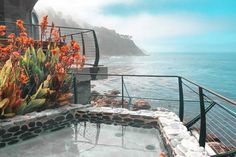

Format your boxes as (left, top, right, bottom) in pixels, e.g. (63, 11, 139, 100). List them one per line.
(17, 98, 46, 115)
(0, 81, 23, 115)
(0, 98, 9, 109)
(31, 83, 49, 100)
(37, 48, 46, 65)
(0, 59, 13, 87)
(30, 46, 38, 64)
(18, 79, 50, 115)
(32, 63, 44, 81)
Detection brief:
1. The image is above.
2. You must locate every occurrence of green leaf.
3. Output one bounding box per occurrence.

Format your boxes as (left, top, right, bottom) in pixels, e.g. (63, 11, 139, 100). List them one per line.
(28, 99, 46, 108)
(37, 48, 46, 64)
(31, 47, 37, 63)
(17, 101, 27, 115)
(0, 98, 9, 108)
(0, 59, 13, 87)
(24, 48, 31, 65)
(33, 64, 44, 81)
(17, 98, 46, 115)
(24, 99, 46, 114)
(31, 83, 49, 99)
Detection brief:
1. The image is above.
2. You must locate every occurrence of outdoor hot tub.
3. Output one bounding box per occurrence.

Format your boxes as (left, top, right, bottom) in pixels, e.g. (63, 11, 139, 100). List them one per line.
(0, 122, 166, 157)
(0, 104, 210, 157)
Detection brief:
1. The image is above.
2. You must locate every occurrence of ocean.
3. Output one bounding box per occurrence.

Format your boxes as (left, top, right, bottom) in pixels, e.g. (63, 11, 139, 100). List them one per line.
(98, 52, 236, 101)
(93, 52, 236, 144)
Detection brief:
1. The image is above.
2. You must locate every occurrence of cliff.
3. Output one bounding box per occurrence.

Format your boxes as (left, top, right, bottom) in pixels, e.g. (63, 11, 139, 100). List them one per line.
(37, 9, 145, 56)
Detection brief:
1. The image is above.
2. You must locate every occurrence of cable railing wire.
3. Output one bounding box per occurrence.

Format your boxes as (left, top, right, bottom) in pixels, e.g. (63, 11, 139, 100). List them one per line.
(78, 73, 236, 156)
(207, 114, 235, 148)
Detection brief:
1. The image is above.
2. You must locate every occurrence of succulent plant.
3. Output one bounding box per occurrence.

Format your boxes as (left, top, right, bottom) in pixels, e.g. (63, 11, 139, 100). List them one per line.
(0, 17, 85, 118)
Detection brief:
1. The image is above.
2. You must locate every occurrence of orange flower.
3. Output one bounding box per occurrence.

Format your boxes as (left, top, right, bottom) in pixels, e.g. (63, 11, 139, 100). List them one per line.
(1, 44, 13, 54)
(0, 25, 6, 36)
(74, 52, 81, 60)
(45, 62, 51, 68)
(0, 32, 5, 36)
(67, 56, 74, 65)
(60, 45, 69, 54)
(55, 63, 65, 75)
(52, 27, 60, 42)
(8, 33, 15, 39)
(51, 49, 57, 55)
(73, 42, 80, 50)
(16, 20, 25, 31)
(20, 32, 27, 37)
(55, 63, 61, 69)
(28, 38, 35, 46)
(58, 67, 65, 74)
(61, 56, 68, 62)
(12, 51, 21, 59)
(0, 25, 6, 31)
(16, 33, 28, 45)
(20, 73, 28, 84)
(40, 15, 48, 33)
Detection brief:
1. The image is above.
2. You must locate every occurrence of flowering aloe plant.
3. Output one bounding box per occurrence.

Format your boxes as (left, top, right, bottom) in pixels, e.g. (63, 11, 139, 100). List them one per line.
(0, 16, 85, 118)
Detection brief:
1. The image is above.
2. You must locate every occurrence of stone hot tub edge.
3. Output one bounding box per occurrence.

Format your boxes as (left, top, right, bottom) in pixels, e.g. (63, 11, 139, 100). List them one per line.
(0, 104, 210, 157)
(0, 104, 86, 148)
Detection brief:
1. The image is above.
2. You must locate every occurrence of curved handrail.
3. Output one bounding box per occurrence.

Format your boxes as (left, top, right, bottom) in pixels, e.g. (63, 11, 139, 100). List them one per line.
(0, 21, 93, 31)
(0, 21, 100, 67)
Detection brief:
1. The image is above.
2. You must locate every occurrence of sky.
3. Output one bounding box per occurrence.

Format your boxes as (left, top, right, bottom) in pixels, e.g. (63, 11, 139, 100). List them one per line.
(35, 0, 236, 53)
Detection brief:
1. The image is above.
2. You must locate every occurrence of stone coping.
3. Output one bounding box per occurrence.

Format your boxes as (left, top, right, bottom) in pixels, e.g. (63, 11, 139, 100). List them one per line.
(1, 105, 210, 157)
(76, 107, 210, 157)
(0, 104, 89, 148)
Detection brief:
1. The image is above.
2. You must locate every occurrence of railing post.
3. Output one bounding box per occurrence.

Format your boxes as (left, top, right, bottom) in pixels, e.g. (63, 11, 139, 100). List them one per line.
(199, 87, 206, 147)
(73, 75, 78, 104)
(178, 77, 184, 122)
(81, 33, 85, 55)
(92, 30, 100, 67)
(121, 76, 124, 108)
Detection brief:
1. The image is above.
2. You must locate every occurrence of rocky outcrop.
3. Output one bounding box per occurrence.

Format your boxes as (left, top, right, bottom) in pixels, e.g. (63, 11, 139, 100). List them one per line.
(37, 9, 146, 56)
(95, 27, 145, 56)
(91, 90, 127, 108)
(133, 99, 151, 110)
(92, 97, 129, 109)
(91, 90, 151, 110)
(191, 128, 236, 154)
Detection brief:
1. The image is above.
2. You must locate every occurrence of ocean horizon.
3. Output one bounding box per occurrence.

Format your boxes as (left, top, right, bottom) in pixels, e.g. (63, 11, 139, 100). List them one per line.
(98, 52, 236, 101)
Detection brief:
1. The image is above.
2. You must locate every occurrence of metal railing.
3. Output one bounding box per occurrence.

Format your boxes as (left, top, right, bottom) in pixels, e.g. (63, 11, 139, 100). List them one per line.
(72, 73, 236, 157)
(0, 21, 100, 67)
